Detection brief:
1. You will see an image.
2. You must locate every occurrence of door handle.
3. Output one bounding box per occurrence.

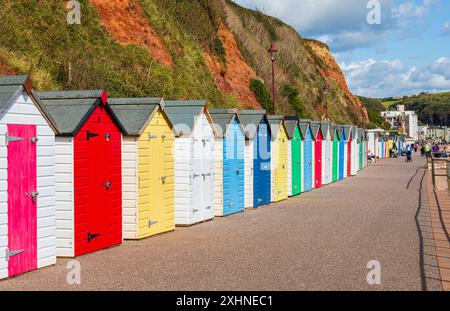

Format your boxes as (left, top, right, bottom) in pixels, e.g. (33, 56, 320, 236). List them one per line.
(160, 176, 167, 184)
(235, 168, 240, 173)
(103, 182, 111, 190)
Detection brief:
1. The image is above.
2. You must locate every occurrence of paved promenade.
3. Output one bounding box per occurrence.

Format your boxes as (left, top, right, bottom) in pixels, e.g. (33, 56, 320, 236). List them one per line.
(0, 156, 435, 290)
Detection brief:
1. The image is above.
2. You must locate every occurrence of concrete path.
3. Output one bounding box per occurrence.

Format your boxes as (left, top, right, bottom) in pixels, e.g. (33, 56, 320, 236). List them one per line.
(0, 156, 428, 291)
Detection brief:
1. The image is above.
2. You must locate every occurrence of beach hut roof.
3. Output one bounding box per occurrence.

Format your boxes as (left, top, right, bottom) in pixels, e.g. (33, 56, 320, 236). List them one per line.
(267, 115, 287, 138)
(108, 98, 168, 136)
(331, 125, 340, 140)
(309, 121, 323, 139)
(162, 100, 213, 137)
(237, 109, 269, 140)
(320, 121, 331, 139)
(284, 116, 300, 139)
(298, 120, 311, 140)
(0, 75, 57, 131)
(339, 125, 352, 140)
(39, 90, 119, 136)
(209, 108, 240, 137)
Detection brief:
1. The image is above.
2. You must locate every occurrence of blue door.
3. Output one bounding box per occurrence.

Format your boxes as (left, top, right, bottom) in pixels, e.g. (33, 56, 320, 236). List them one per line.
(339, 129, 346, 180)
(253, 121, 271, 208)
(223, 119, 245, 216)
(303, 128, 313, 192)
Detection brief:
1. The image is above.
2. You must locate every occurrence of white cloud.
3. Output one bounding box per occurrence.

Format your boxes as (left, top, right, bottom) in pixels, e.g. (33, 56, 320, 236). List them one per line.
(443, 21, 450, 36)
(234, 0, 437, 52)
(392, 1, 428, 19)
(340, 57, 450, 97)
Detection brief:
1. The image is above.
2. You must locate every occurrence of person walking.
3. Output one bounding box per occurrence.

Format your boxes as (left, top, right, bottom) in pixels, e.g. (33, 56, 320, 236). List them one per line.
(432, 143, 440, 158)
(424, 143, 431, 158)
(406, 144, 413, 163)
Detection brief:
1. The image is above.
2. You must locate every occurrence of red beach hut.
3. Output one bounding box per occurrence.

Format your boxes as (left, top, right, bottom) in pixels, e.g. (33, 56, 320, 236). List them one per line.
(38, 90, 125, 257)
(310, 121, 323, 189)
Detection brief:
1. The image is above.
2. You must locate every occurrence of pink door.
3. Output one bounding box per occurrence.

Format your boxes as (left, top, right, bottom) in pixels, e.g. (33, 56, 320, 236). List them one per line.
(7, 124, 37, 277)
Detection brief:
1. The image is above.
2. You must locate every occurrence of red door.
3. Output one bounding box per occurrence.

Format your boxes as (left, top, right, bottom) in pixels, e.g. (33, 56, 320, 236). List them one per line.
(74, 105, 122, 256)
(7, 124, 37, 277)
(314, 130, 323, 188)
(347, 132, 352, 177)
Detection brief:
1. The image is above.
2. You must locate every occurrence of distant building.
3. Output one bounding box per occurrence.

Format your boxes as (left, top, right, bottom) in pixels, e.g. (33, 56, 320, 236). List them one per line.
(427, 127, 446, 142)
(418, 125, 428, 140)
(381, 105, 419, 140)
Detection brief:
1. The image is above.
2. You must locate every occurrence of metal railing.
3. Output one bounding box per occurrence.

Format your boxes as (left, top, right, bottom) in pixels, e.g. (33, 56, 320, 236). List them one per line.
(430, 157, 449, 191)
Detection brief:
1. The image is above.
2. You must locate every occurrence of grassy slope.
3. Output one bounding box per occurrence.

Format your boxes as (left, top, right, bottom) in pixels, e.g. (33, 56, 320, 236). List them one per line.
(0, 0, 231, 105)
(0, 0, 366, 123)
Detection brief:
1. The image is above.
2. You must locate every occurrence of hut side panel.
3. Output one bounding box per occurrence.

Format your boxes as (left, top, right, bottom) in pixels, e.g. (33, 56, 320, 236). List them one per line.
(54, 137, 74, 257)
(122, 137, 138, 239)
(173, 136, 193, 225)
(244, 140, 254, 209)
(213, 138, 223, 216)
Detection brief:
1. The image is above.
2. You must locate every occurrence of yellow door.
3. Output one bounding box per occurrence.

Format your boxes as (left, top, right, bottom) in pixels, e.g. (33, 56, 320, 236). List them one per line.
(137, 110, 174, 239)
(274, 127, 288, 202)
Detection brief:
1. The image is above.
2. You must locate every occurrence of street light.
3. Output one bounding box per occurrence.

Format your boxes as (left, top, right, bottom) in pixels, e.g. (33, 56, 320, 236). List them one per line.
(323, 82, 330, 120)
(268, 42, 278, 114)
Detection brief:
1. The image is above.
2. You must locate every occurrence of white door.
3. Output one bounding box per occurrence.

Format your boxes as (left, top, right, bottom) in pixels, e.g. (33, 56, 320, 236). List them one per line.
(202, 129, 215, 221)
(192, 136, 203, 224)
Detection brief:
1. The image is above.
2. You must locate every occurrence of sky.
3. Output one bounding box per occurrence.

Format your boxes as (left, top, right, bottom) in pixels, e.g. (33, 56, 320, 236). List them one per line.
(233, 0, 450, 98)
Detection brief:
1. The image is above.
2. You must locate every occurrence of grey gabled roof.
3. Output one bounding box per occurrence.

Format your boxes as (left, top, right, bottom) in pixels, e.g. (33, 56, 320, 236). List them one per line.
(38, 90, 124, 136)
(237, 109, 268, 140)
(339, 125, 352, 141)
(163, 100, 207, 136)
(310, 121, 322, 139)
(298, 120, 311, 140)
(331, 125, 340, 140)
(267, 115, 286, 139)
(320, 121, 331, 140)
(0, 75, 58, 132)
(209, 108, 239, 137)
(0, 76, 28, 114)
(109, 98, 164, 136)
(352, 127, 358, 141)
(284, 116, 299, 139)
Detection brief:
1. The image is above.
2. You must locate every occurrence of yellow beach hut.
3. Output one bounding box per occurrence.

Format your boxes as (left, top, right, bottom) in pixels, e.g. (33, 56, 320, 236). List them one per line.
(109, 98, 175, 239)
(268, 116, 289, 202)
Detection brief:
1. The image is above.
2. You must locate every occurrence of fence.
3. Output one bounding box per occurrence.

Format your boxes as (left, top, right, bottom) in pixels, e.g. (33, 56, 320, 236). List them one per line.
(430, 157, 449, 191)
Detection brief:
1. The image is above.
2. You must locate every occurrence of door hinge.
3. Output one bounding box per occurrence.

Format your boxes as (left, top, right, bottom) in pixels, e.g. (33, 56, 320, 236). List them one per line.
(87, 131, 99, 141)
(148, 134, 158, 139)
(148, 220, 158, 227)
(193, 208, 199, 213)
(88, 232, 101, 242)
(29, 191, 39, 204)
(5, 133, 24, 146)
(103, 182, 111, 190)
(205, 206, 212, 210)
(5, 248, 25, 262)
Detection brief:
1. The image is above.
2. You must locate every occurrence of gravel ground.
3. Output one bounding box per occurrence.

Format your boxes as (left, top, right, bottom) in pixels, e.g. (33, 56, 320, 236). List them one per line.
(0, 156, 426, 291)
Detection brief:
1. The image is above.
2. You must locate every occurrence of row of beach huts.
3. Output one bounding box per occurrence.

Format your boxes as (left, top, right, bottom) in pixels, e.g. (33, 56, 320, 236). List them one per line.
(0, 75, 386, 280)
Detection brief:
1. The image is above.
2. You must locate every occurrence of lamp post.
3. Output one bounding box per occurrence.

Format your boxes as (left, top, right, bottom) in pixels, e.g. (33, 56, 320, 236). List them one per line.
(268, 42, 278, 114)
(323, 82, 330, 120)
